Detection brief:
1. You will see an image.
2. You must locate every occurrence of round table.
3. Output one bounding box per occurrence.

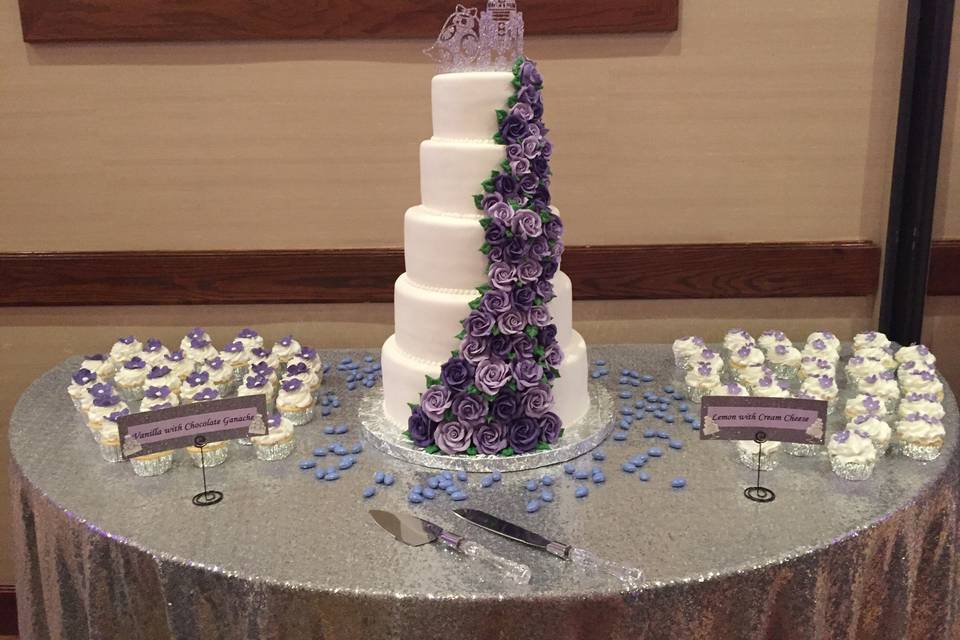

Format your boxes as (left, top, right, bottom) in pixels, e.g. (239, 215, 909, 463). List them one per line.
(10, 345, 960, 640)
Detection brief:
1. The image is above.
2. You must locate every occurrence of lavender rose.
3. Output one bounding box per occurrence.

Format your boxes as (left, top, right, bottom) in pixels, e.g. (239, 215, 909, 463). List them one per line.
(519, 174, 540, 195)
(420, 385, 453, 422)
(452, 393, 488, 427)
(460, 336, 489, 365)
(512, 335, 537, 360)
(550, 240, 564, 259)
(481, 192, 503, 209)
(541, 139, 553, 160)
(491, 390, 521, 422)
(503, 237, 529, 264)
(538, 324, 559, 347)
(527, 305, 552, 328)
(506, 143, 525, 162)
(539, 412, 562, 444)
(473, 421, 508, 455)
(542, 259, 559, 280)
(510, 101, 534, 121)
(488, 246, 505, 263)
(489, 334, 513, 359)
(440, 358, 473, 392)
(516, 84, 541, 107)
(486, 200, 516, 225)
(488, 262, 516, 291)
(407, 407, 436, 447)
(532, 156, 550, 178)
(497, 310, 527, 336)
(529, 236, 551, 260)
(464, 310, 496, 337)
(513, 358, 545, 390)
(516, 259, 544, 284)
(544, 342, 564, 368)
(475, 359, 511, 395)
(435, 421, 474, 455)
(480, 290, 512, 315)
(536, 280, 555, 302)
(521, 383, 553, 418)
(513, 285, 536, 311)
(510, 157, 531, 175)
(513, 209, 543, 239)
(508, 417, 541, 453)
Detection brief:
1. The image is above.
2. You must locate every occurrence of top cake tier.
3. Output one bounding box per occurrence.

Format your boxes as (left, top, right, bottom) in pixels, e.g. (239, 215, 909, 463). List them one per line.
(431, 72, 515, 142)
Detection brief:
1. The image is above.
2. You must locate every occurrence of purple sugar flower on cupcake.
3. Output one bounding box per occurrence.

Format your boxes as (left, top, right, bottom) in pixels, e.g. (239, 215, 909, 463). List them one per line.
(238, 328, 258, 339)
(72, 369, 96, 386)
(190, 337, 211, 349)
(508, 417, 541, 453)
(187, 327, 206, 339)
(147, 365, 172, 380)
(144, 338, 163, 352)
(278, 335, 295, 347)
(737, 345, 752, 358)
(245, 375, 268, 389)
(473, 421, 507, 454)
(144, 385, 170, 399)
(818, 376, 834, 389)
(435, 421, 473, 454)
(420, 385, 453, 422)
(698, 363, 713, 376)
(298, 346, 318, 360)
(251, 347, 271, 359)
(185, 371, 209, 387)
(832, 430, 851, 444)
(88, 382, 114, 398)
(281, 378, 303, 393)
(93, 394, 122, 408)
(407, 407, 436, 448)
(166, 350, 186, 362)
(863, 396, 882, 413)
(193, 388, 219, 402)
(205, 357, 225, 370)
(286, 362, 309, 377)
(118, 336, 136, 345)
(251, 362, 274, 377)
(150, 403, 173, 412)
(224, 341, 244, 354)
(124, 357, 146, 370)
(107, 408, 130, 423)
(475, 359, 511, 395)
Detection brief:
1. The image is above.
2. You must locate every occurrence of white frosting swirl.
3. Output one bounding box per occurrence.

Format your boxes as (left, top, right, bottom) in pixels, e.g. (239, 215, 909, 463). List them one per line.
(202, 362, 234, 385)
(895, 414, 946, 445)
(220, 346, 251, 368)
(828, 430, 876, 464)
(272, 337, 302, 362)
(672, 336, 705, 363)
(800, 375, 838, 401)
(806, 331, 841, 351)
(895, 344, 936, 366)
(752, 377, 791, 398)
(185, 342, 218, 364)
(723, 329, 755, 352)
(766, 344, 801, 367)
(109, 338, 141, 365)
(143, 370, 181, 393)
(707, 382, 749, 397)
(801, 341, 840, 364)
(757, 330, 791, 352)
(855, 346, 897, 369)
(141, 393, 180, 411)
(737, 440, 781, 456)
(730, 346, 765, 368)
(800, 357, 835, 380)
(845, 356, 886, 382)
(277, 385, 315, 410)
(684, 364, 721, 390)
(80, 357, 115, 379)
(738, 365, 769, 389)
(898, 398, 945, 420)
(847, 415, 891, 449)
(114, 363, 148, 388)
(844, 393, 885, 419)
(899, 370, 944, 399)
(853, 331, 891, 350)
(252, 415, 295, 446)
(856, 374, 899, 401)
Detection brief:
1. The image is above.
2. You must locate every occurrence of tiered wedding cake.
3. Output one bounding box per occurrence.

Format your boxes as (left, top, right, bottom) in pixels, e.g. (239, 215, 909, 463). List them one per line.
(380, 4, 589, 456)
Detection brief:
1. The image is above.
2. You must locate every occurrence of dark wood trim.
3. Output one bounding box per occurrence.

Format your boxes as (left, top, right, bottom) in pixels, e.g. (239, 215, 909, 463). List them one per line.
(0, 242, 880, 307)
(18, 0, 678, 43)
(0, 583, 17, 636)
(929, 239, 960, 296)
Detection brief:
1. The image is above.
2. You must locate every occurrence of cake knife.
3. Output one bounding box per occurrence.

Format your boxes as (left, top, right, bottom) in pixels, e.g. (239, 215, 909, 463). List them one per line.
(369, 509, 531, 584)
(453, 508, 643, 589)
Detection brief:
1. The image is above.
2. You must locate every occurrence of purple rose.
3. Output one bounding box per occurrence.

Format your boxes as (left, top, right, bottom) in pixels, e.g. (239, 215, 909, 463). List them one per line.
(144, 338, 163, 352)
(513, 359, 544, 390)
(491, 390, 521, 422)
(536, 280, 555, 302)
(420, 385, 453, 422)
(460, 336, 489, 366)
(464, 310, 496, 338)
(549, 240, 564, 260)
(505, 144, 524, 162)
(497, 310, 526, 336)
(507, 417, 541, 453)
(452, 393, 488, 427)
(147, 365, 172, 380)
(407, 407, 436, 447)
(530, 236, 551, 261)
(538, 324, 558, 347)
(522, 136, 539, 159)
(499, 114, 528, 144)
(531, 155, 549, 178)
(473, 421, 507, 455)
(544, 342, 563, 368)
(510, 158, 531, 175)
(144, 385, 170, 399)
(512, 334, 537, 360)
(488, 246, 505, 263)
(503, 237, 529, 264)
(72, 369, 96, 386)
(527, 306, 552, 328)
(516, 84, 541, 106)
(493, 173, 519, 198)
(519, 174, 540, 195)
(475, 359, 511, 395)
(480, 290, 512, 315)
(484, 219, 509, 247)
(124, 357, 146, 370)
(185, 371, 209, 387)
(435, 421, 474, 454)
(513, 286, 536, 311)
(541, 139, 553, 160)
(486, 201, 516, 225)
(441, 358, 473, 392)
(513, 209, 542, 239)
(544, 215, 564, 241)
(488, 262, 516, 291)
(542, 259, 559, 280)
(521, 384, 553, 418)
(489, 334, 513, 359)
(539, 412, 562, 444)
(510, 101, 534, 121)
(165, 350, 186, 362)
(516, 259, 543, 284)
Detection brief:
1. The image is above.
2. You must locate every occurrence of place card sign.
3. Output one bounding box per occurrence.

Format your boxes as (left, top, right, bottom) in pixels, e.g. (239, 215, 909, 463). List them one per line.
(118, 395, 267, 459)
(699, 396, 827, 444)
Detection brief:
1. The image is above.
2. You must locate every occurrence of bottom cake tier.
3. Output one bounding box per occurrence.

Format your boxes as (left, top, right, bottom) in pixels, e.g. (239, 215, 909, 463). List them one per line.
(381, 330, 590, 431)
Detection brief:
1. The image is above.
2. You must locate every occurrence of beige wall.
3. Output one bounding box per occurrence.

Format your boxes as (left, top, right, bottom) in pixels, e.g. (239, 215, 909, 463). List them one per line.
(0, 0, 920, 586)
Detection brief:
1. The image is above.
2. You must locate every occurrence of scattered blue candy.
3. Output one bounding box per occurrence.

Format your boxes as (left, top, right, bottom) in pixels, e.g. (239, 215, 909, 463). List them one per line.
(620, 407, 634, 416)
(641, 374, 654, 382)
(451, 491, 468, 502)
(445, 485, 458, 495)
(643, 429, 656, 438)
(541, 489, 554, 502)
(575, 486, 589, 498)
(592, 450, 606, 461)
(325, 471, 340, 481)
(374, 471, 385, 484)
(438, 479, 451, 490)
(639, 471, 651, 482)
(618, 391, 633, 399)
(422, 487, 436, 500)
(684, 415, 695, 423)
(563, 463, 576, 475)
(335, 424, 347, 434)
(630, 455, 647, 467)
(595, 359, 607, 366)
(383, 473, 395, 486)
(541, 474, 555, 486)
(323, 426, 335, 435)
(613, 432, 627, 441)
(313, 447, 327, 457)
(411, 484, 423, 494)
(621, 462, 637, 473)
(669, 440, 683, 450)
(621, 368, 631, 376)
(692, 420, 701, 430)
(491, 470, 502, 482)
(321, 398, 331, 407)
(300, 460, 317, 470)
(656, 431, 670, 439)
(442, 471, 453, 481)
(427, 477, 439, 489)
(363, 486, 376, 498)
(663, 385, 674, 393)
(673, 393, 685, 401)
(481, 476, 494, 488)
(457, 470, 468, 482)
(619, 420, 632, 430)
(315, 468, 327, 480)
(321, 407, 331, 416)
(338, 459, 353, 470)
(592, 473, 606, 484)
(648, 447, 664, 457)
(619, 377, 631, 385)
(591, 371, 602, 379)
(679, 403, 689, 412)
(574, 469, 590, 480)
(526, 479, 538, 491)
(364, 355, 374, 363)
(629, 370, 640, 379)
(630, 379, 640, 387)
(526, 499, 541, 513)
(340, 357, 352, 365)
(407, 492, 423, 504)
(346, 382, 357, 391)
(664, 415, 675, 424)
(671, 477, 687, 489)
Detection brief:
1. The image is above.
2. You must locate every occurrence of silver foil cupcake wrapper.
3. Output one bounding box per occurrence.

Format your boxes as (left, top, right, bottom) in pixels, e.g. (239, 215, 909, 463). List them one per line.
(830, 458, 874, 481)
(736, 445, 779, 471)
(281, 406, 315, 427)
(130, 453, 174, 477)
(255, 438, 296, 462)
(188, 445, 229, 468)
(901, 442, 943, 461)
(785, 443, 822, 458)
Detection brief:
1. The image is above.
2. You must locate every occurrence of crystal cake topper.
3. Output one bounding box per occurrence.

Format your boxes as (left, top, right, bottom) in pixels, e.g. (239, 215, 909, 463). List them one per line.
(425, 1, 525, 73)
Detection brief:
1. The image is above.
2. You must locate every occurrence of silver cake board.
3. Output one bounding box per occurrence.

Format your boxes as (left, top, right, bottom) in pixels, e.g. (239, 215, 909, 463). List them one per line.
(359, 384, 615, 473)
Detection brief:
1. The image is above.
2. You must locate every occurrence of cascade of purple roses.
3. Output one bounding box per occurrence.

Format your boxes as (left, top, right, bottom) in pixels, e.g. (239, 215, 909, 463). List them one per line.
(405, 57, 564, 456)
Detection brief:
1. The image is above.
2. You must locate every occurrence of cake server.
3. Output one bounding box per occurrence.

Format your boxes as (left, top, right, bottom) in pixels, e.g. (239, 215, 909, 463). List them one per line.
(453, 508, 643, 589)
(368, 509, 531, 585)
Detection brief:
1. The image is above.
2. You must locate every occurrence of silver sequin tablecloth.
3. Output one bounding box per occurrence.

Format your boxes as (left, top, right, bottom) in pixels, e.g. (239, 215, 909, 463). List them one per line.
(9, 345, 960, 640)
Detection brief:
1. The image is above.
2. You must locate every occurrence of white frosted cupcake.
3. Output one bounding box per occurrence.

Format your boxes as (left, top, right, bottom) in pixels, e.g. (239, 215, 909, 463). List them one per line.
(844, 356, 887, 385)
(899, 369, 944, 401)
(114, 357, 149, 404)
(67, 368, 99, 410)
(688, 347, 724, 374)
(293, 346, 323, 380)
(806, 331, 841, 352)
(848, 414, 892, 456)
(856, 371, 899, 409)
(738, 365, 770, 390)
(855, 345, 898, 370)
(202, 356, 236, 397)
(800, 356, 835, 381)
(249, 360, 278, 385)
(139, 338, 170, 368)
(708, 381, 750, 397)
(86, 394, 129, 442)
(184, 337, 218, 368)
(109, 336, 142, 368)
(276, 377, 316, 426)
(895, 413, 946, 460)
(283, 361, 321, 398)
(723, 329, 755, 354)
(895, 344, 935, 367)
(752, 375, 791, 398)
(184, 386, 220, 405)
(185, 439, 228, 468)
(80, 354, 115, 381)
(220, 341, 251, 385)
(828, 430, 877, 481)
(757, 330, 791, 353)
(272, 335, 302, 366)
(180, 327, 212, 351)
(141, 385, 180, 411)
(897, 359, 936, 382)
(130, 450, 175, 477)
(238, 374, 276, 412)
(898, 392, 945, 420)
(144, 365, 181, 395)
(252, 412, 296, 461)
(235, 327, 264, 352)
(98, 409, 131, 463)
(800, 374, 838, 411)
(853, 331, 891, 351)
(163, 349, 196, 380)
(249, 347, 280, 372)
(685, 362, 722, 402)
(767, 344, 802, 380)
(729, 345, 765, 383)
(181, 370, 212, 401)
(801, 338, 840, 365)
(80, 382, 115, 415)
(672, 336, 706, 368)
(737, 439, 781, 470)
(844, 393, 886, 420)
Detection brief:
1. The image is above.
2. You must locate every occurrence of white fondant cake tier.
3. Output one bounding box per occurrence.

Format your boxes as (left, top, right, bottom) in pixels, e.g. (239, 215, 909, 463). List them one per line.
(381, 331, 590, 429)
(420, 139, 504, 215)
(431, 72, 514, 141)
(393, 271, 574, 363)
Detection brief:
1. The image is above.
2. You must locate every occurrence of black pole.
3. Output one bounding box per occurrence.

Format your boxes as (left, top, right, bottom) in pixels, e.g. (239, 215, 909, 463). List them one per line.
(878, 0, 955, 343)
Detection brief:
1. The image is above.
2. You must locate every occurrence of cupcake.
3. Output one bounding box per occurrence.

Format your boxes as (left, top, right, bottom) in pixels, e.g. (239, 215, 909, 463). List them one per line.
(853, 331, 891, 351)
(895, 344, 935, 367)
(855, 346, 897, 370)
(80, 354, 115, 381)
(184, 337, 218, 367)
(899, 369, 944, 401)
(685, 362, 722, 402)
(800, 356, 835, 381)
(130, 450, 175, 477)
(184, 387, 220, 405)
(736, 439, 781, 470)
(114, 357, 149, 404)
(844, 356, 887, 385)
(163, 349, 196, 380)
(767, 344, 802, 380)
(293, 347, 323, 379)
(249, 360, 278, 385)
(895, 413, 946, 460)
(689, 348, 724, 374)
(806, 331, 841, 352)
(897, 360, 936, 382)
(757, 330, 791, 353)
(67, 368, 99, 410)
(738, 365, 770, 390)
(898, 392, 945, 420)
(235, 327, 264, 352)
(752, 375, 791, 398)
(729, 345, 765, 382)
(86, 393, 129, 442)
(98, 409, 131, 463)
(238, 374, 276, 412)
(180, 327, 211, 352)
(707, 382, 749, 397)
(182, 370, 212, 401)
(283, 361, 321, 397)
(848, 414, 892, 456)
(828, 430, 877, 480)
(802, 339, 840, 365)
(80, 381, 115, 415)
(220, 341, 251, 385)
(276, 378, 316, 426)
(723, 329, 755, 354)
(140, 338, 170, 367)
(856, 371, 899, 409)
(800, 375, 838, 411)
(185, 439, 229, 468)
(844, 393, 886, 420)
(272, 335, 302, 366)
(250, 347, 280, 372)
(252, 412, 296, 461)
(141, 385, 179, 411)
(109, 336, 141, 367)
(144, 365, 181, 395)
(672, 336, 706, 368)
(202, 356, 236, 397)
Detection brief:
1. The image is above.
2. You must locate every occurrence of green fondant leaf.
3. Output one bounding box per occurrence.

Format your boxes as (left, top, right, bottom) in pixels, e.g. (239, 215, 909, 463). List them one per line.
(493, 132, 505, 144)
(451, 350, 460, 358)
(552, 369, 562, 379)
(507, 95, 518, 107)
(426, 444, 440, 454)
(467, 445, 477, 456)
(479, 217, 492, 229)
(512, 78, 522, 89)
(500, 447, 515, 457)
(495, 109, 507, 125)
(468, 296, 483, 311)
(507, 351, 516, 361)
(536, 442, 551, 451)
(444, 409, 454, 422)
(506, 230, 514, 238)
(480, 243, 491, 255)
(525, 325, 539, 338)
(467, 384, 480, 395)
(534, 297, 544, 306)
(539, 210, 551, 223)
(500, 159, 511, 173)
(477, 284, 491, 294)
(492, 325, 501, 336)
(481, 179, 494, 193)
(426, 375, 441, 388)
(407, 402, 419, 411)
(403, 430, 412, 440)
(456, 330, 466, 340)
(473, 193, 484, 209)
(507, 380, 517, 392)
(534, 345, 546, 357)
(559, 428, 565, 438)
